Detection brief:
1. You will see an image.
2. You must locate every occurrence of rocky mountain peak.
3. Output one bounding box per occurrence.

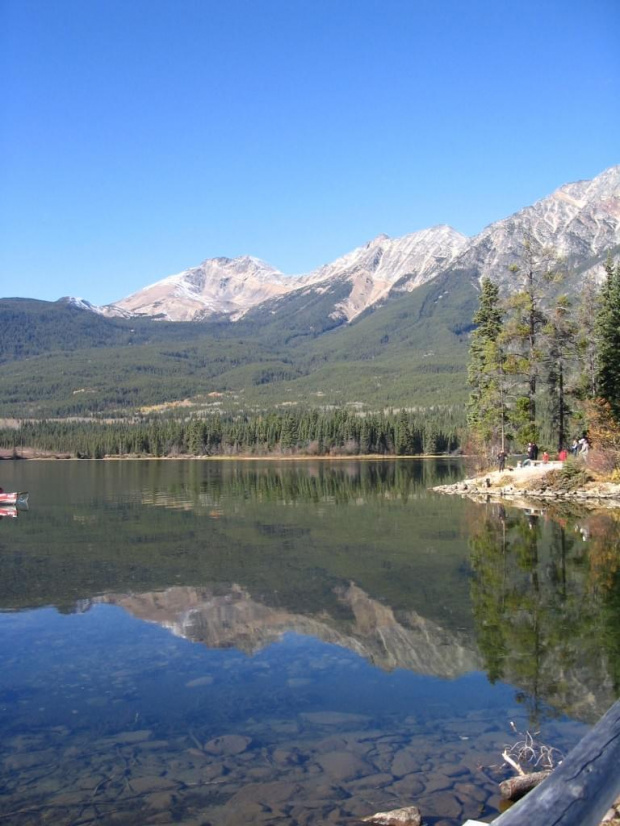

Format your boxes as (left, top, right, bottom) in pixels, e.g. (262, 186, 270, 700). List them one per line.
(448, 164, 620, 288)
(103, 253, 290, 322)
(366, 233, 391, 247)
(556, 164, 620, 205)
(57, 296, 102, 313)
(96, 165, 619, 324)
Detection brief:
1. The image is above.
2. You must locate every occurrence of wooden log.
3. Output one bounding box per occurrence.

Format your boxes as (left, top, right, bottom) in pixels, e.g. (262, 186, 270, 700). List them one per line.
(492, 699, 620, 826)
(499, 770, 552, 801)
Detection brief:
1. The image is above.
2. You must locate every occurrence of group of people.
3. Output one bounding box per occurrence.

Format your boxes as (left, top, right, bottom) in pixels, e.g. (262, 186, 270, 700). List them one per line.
(497, 441, 541, 470)
(517, 442, 546, 466)
(570, 436, 591, 457)
(497, 434, 592, 471)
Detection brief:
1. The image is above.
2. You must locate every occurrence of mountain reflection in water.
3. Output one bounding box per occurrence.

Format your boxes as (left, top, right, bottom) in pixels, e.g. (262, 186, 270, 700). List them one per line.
(96, 583, 481, 679)
(0, 459, 618, 826)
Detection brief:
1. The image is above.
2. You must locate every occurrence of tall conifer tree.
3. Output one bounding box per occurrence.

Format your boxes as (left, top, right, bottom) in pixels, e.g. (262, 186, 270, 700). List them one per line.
(543, 295, 578, 450)
(467, 277, 507, 447)
(502, 238, 559, 439)
(596, 256, 620, 422)
(576, 275, 602, 400)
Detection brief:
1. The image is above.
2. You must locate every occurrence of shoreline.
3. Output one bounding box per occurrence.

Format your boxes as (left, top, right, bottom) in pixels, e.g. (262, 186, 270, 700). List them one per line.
(433, 462, 620, 508)
(0, 449, 455, 462)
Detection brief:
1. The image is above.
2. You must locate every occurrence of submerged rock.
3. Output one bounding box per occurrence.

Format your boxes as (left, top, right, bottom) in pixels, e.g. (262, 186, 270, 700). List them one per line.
(362, 805, 422, 825)
(204, 734, 251, 755)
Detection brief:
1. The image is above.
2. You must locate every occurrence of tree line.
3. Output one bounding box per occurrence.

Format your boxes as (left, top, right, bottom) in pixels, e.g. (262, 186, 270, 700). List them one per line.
(467, 245, 620, 459)
(0, 407, 464, 459)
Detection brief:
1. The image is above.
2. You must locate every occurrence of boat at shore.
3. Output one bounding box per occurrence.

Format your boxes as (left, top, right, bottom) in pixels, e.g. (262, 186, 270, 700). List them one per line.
(0, 491, 29, 506)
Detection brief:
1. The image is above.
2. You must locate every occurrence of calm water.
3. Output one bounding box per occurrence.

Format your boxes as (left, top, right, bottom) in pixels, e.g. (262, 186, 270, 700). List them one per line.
(0, 459, 618, 826)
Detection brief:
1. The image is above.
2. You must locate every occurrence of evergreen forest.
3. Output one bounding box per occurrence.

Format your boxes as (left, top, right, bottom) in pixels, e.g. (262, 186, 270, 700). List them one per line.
(467, 249, 620, 463)
(0, 408, 462, 459)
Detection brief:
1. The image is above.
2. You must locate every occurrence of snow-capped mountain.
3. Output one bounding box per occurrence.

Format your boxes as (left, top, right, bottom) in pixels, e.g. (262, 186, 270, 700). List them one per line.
(95, 165, 620, 324)
(102, 256, 293, 322)
(102, 225, 468, 323)
(57, 296, 107, 314)
(290, 225, 469, 323)
(448, 165, 620, 288)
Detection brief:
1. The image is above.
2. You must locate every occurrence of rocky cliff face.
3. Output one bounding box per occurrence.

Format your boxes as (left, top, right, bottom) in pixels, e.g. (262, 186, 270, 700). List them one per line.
(299, 225, 468, 323)
(99, 166, 620, 324)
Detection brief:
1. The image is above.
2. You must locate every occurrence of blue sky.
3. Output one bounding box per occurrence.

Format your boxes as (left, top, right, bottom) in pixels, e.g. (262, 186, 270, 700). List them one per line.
(1, 0, 618, 306)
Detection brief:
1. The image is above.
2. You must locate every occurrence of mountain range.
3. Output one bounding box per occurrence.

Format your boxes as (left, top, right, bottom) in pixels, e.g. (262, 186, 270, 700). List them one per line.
(97, 165, 620, 325)
(1, 166, 619, 417)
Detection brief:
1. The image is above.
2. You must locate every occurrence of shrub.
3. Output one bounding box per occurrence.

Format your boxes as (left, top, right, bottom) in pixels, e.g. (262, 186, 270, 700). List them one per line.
(585, 399, 620, 478)
(545, 458, 590, 491)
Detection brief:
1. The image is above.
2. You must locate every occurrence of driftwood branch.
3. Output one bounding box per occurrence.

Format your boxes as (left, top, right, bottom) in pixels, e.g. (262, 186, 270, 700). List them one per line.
(501, 749, 525, 776)
(500, 769, 552, 801)
(502, 724, 563, 774)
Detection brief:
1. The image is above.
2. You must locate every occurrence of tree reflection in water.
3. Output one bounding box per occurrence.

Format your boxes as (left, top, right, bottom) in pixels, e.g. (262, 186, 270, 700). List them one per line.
(468, 502, 620, 726)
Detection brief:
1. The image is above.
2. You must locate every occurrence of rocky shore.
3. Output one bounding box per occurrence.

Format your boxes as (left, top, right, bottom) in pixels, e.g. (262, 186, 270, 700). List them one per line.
(432, 462, 620, 507)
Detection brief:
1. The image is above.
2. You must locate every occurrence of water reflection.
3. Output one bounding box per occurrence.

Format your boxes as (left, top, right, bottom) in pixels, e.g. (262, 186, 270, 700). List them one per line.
(137, 458, 463, 511)
(469, 502, 620, 725)
(96, 582, 481, 679)
(0, 460, 618, 825)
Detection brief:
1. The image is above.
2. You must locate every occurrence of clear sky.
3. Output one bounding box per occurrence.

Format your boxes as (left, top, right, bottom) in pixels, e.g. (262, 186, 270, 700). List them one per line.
(1, 0, 618, 306)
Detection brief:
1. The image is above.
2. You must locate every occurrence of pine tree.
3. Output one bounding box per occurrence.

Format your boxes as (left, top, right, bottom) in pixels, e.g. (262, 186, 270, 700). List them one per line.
(395, 410, 411, 455)
(596, 256, 620, 422)
(503, 237, 560, 439)
(467, 278, 508, 447)
(543, 295, 578, 450)
(280, 414, 298, 451)
(576, 275, 602, 400)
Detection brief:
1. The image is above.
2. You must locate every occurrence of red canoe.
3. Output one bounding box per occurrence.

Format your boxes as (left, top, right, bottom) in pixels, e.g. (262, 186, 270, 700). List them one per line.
(0, 491, 28, 506)
(0, 506, 18, 518)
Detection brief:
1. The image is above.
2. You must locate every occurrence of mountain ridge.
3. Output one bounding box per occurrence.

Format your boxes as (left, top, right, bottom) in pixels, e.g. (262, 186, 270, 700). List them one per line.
(95, 165, 620, 325)
(102, 223, 469, 324)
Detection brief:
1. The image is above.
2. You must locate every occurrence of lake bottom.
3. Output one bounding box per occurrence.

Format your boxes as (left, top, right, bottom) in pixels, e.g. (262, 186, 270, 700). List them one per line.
(0, 606, 586, 826)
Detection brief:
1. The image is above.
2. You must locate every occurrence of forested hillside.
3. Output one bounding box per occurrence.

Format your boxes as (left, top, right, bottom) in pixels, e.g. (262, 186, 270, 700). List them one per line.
(0, 269, 479, 417)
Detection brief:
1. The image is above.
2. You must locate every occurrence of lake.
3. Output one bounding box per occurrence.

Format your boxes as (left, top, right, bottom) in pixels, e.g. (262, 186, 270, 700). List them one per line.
(0, 459, 618, 826)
